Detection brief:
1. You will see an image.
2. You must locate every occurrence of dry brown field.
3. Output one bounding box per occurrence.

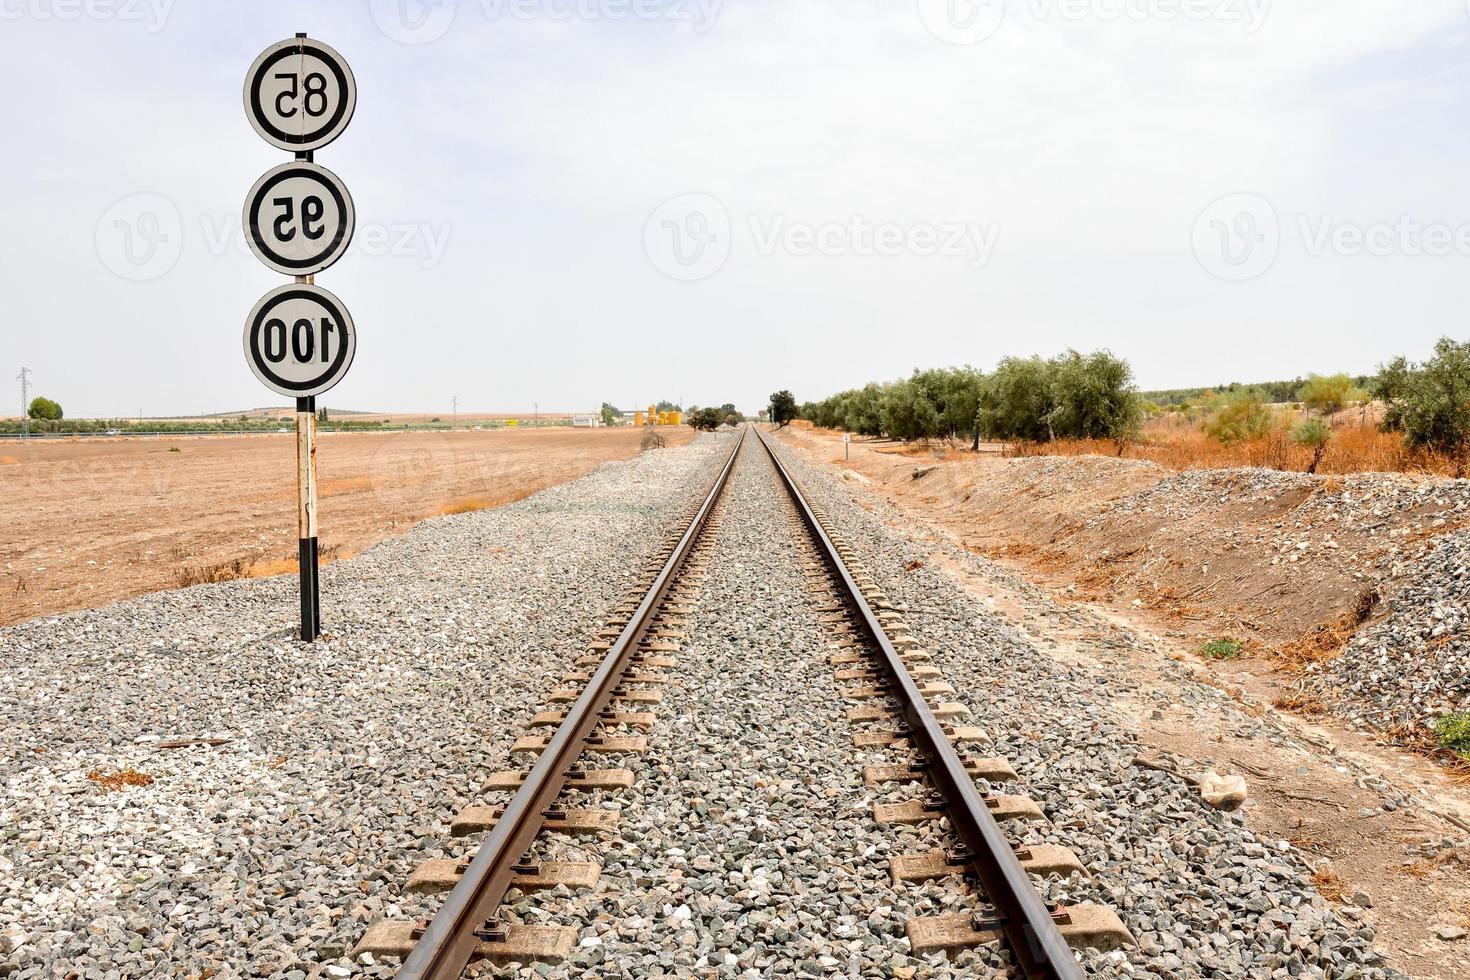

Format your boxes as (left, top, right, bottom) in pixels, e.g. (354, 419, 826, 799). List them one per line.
(0, 427, 692, 627)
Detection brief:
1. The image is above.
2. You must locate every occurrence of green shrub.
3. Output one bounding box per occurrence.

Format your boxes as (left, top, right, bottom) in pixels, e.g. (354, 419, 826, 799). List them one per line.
(1202, 389, 1275, 445)
(1297, 374, 1365, 417)
(1399, 338, 1470, 475)
(687, 407, 723, 431)
(1198, 638, 1244, 660)
(1370, 356, 1414, 432)
(1049, 349, 1143, 446)
(1291, 418, 1331, 474)
(1434, 712, 1470, 758)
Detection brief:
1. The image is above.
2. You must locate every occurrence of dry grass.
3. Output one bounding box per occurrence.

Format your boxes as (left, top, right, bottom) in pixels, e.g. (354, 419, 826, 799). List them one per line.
(1400, 849, 1465, 879)
(88, 768, 154, 791)
(173, 557, 249, 587)
(1273, 693, 1330, 718)
(1264, 588, 1378, 671)
(1010, 419, 1459, 477)
(436, 496, 495, 516)
(1311, 868, 1349, 902)
(1383, 723, 1470, 783)
(245, 557, 299, 578)
(173, 544, 350, 586)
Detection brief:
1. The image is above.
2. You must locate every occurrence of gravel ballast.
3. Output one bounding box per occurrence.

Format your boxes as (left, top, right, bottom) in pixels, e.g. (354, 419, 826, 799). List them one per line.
(487, 437, 1012, 978)
(0, 436, 725, 979)
(0, 430, 1416, 978)
(766, 436, 1405, 979)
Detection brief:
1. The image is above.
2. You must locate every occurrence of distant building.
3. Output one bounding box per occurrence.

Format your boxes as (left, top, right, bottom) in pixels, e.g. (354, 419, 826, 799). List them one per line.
(572, 414, 601, 428)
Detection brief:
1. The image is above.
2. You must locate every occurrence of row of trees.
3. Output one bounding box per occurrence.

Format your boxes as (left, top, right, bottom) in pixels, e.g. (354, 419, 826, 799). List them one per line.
(799, 351, 1143, 450)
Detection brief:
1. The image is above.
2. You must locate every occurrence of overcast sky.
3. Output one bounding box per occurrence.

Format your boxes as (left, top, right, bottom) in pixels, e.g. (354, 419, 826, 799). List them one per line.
(3, 0, 1470, 417)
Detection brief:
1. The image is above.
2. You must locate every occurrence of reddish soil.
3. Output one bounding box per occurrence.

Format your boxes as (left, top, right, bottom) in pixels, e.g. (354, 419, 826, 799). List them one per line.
(0, 427, 692, 626)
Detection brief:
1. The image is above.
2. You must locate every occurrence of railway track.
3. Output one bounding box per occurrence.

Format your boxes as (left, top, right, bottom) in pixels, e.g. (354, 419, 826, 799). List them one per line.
(356, 426, 1130, 977)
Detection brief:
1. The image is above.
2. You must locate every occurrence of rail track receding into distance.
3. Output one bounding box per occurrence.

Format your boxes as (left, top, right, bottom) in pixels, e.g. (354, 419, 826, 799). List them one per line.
(355, 425, 1131, 978)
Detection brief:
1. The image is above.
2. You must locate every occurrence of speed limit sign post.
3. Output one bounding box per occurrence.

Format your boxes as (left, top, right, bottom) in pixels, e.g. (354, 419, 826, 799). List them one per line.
(243, 33, 358, 642)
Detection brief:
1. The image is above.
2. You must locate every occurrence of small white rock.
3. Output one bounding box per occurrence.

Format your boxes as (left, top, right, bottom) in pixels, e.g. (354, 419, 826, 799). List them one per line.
(1198, 771, 1248, 810)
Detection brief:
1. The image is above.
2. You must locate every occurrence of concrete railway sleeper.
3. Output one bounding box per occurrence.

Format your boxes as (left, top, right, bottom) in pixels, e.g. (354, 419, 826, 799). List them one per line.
(354, 426, 1131, 977)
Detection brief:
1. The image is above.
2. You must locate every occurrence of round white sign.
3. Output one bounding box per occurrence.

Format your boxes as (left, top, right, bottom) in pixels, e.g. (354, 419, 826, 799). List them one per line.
(245, 161, 355, 276)
(244, 284, 357, 398)
(244, 36, 357, 152)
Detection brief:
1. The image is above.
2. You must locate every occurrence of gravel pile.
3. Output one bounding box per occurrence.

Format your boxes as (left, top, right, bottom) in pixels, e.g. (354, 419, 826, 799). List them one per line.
(769, 438, 1406, 979)
(1080, 466, 1470, 579)
(0, 436, 725, 979)
(1320, 526, 1470, 728)
(962, 453, 1470, 739)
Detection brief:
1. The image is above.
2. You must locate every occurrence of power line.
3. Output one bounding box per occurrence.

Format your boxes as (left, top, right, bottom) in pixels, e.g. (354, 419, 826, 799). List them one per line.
(16, 367, 31, 440)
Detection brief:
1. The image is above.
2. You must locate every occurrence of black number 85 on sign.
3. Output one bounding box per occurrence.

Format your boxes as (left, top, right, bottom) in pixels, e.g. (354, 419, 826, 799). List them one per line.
(244, 284, 357, 398)
(245, 36, 357, 152)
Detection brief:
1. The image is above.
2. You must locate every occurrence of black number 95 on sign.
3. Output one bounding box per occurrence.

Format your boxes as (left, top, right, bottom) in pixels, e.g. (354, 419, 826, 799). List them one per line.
(245, 161, 355, 276)
(244, 284, 357, 398)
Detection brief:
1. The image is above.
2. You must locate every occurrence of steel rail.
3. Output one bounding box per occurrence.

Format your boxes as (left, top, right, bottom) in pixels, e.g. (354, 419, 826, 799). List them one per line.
(753, 427, 1083, 980)
(399, 427, 747, 980)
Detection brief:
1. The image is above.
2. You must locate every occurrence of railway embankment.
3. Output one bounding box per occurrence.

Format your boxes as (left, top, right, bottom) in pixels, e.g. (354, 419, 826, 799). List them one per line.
(777, 428, 1470, 740)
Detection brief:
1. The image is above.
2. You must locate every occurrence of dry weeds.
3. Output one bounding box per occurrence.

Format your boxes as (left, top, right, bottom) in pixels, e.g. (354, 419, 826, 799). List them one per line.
(1268, 589, 1378, 672)
(1010, 421, 1457, 477)
(1400, 849, 1465, 880)
(436, 496, 494, 516)
(1383, 723, 1470, 783)
(173, 557, 248, 588)
(1287, 834, 1331, 855)
(1311, 868, 1349, 902)
(87, 768, 154, 791)
(1273, 693, 1330, 718)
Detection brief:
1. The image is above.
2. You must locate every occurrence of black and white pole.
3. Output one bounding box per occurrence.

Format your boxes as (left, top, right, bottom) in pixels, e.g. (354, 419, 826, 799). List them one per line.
(242, 33, 358, 642)
(296, 393, 321, 640)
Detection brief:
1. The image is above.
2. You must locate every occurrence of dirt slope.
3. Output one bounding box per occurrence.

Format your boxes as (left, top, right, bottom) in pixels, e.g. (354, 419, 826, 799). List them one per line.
(782, 428, 1468, 658)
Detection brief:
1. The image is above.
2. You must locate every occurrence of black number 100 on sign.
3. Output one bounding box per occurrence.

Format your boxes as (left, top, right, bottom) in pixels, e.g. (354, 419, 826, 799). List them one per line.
(244, 285, 356, 398)
(261, 317, 338, 364)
